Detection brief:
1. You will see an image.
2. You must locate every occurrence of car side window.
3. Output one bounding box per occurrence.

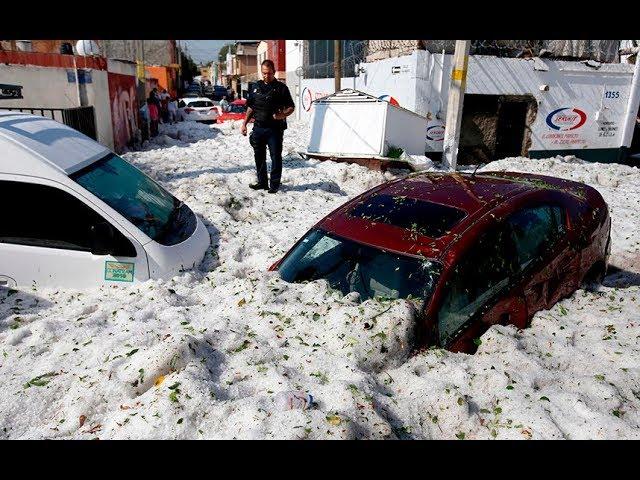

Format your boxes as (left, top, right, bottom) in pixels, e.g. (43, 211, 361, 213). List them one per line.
(178, 101, 186, 108)
(0, 181, 136, 256)
(507, 205, 565, 270)
(437, 224, 518, 346)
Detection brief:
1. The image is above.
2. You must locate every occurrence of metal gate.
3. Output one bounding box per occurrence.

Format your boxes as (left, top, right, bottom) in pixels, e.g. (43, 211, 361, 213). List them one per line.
(0, 106, 97, 140)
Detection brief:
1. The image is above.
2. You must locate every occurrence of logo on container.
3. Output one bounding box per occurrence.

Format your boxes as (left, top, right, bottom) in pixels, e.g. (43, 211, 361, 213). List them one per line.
(302, 87, 313, 112)
(378, 94, 399, 107)
(426, 124, 445, 141)
(546, 107, 587, 131)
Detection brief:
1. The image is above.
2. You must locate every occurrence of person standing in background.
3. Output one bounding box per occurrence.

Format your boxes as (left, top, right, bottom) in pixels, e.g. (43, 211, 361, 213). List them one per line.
(241, 60, 295, 194)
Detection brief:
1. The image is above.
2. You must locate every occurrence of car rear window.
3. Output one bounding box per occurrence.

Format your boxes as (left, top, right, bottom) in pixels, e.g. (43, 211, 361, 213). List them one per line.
(349, 194, 467, 238)
(187, 101, 214, 108)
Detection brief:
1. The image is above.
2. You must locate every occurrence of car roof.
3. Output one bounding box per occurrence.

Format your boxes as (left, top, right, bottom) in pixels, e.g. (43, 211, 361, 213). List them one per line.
(318, 171, 592, 260)
(0, 111, 110, 176)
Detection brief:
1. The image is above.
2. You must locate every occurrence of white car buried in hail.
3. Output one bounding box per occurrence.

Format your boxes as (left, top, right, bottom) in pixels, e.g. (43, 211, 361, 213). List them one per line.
(0, 111, 211, 289)
(178, 97, 219, 123)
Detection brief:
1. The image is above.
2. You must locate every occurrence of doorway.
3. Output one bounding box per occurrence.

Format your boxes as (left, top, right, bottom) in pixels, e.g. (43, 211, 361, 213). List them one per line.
(459, 94, 537, 164)
(495, 100, 529, 159)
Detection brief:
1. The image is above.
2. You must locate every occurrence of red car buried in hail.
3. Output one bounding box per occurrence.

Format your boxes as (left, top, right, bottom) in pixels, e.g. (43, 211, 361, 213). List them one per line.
(270, 171, 611, 353)
(217, 98, 248, 123)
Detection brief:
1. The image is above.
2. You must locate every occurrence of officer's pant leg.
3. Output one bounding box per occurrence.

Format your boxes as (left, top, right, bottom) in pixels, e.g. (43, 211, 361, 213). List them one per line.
(249, 127, 269, 186)
(266, 128, 284, 189)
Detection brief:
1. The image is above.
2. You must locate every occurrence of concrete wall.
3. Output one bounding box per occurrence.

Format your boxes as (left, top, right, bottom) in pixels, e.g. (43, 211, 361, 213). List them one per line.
(257, 41, 268, 67)
(85, 69, 114, 149)
(0, 63, 114, 149)
(285, 40, 302, 72)
(299, 51, 423, 122)
(431, 53, 635, 153)
(100, 40, 176, 66)
(300, 49, 636, 158)
(0, 63, 83, 109)
(237, 55, 257, 76)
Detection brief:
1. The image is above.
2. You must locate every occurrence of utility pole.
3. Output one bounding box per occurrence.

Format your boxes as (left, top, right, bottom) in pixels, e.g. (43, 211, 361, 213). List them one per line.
(177, 40, 183, 93)
(442, 40, 471, 171)
(334, 40, 341, 93)
(621, 46, 640, 160)
(135, 40, 147, 140)
(297, 40, 303, 121)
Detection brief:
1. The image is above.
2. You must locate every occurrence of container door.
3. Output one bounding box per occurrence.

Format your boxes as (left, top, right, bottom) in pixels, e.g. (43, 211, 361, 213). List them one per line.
(308, 102, 386, 156)
(0, 178, 149, 289)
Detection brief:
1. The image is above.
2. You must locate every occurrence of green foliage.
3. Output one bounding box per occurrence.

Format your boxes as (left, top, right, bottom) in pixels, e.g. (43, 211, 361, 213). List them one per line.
(24, 372, 57, 388)
(180, 50, 199, 82)
(386, 146, 404, 159)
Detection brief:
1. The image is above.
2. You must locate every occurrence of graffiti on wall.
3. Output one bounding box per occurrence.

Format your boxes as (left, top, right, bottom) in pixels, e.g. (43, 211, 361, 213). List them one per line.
(108, 72, 139, 153)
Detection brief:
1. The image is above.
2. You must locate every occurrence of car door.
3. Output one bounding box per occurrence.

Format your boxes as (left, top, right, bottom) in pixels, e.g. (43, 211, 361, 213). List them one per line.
(0, 178, 149, 289)
(436, 221, 524, 353)
(506, 204, 574, 314)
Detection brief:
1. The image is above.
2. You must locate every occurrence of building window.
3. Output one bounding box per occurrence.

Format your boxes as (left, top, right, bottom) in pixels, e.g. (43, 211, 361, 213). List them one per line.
(305, 40, 365, 79)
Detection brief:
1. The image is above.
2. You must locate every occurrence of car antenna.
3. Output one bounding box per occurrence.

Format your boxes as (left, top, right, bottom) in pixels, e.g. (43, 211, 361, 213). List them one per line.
(470, 163, 485, 179)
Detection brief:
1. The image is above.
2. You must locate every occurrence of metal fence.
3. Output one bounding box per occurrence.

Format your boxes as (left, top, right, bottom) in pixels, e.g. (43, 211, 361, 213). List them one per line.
(1, 106, 97, 140)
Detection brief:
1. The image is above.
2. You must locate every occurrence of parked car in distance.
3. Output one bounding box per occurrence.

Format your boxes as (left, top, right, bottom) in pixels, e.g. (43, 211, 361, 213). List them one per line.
(270, 171, 611, 353)
(217, 99, 249, 123)
(209, 85, 228, 101)
(203, 84, 226, 100)
(0, 111, 210, 289)
(178, 97, 219, 123)
(185, 83, 202, 97)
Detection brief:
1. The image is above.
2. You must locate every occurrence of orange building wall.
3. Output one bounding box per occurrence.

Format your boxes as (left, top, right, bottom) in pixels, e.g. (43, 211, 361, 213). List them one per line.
(145, 66, 177, 97)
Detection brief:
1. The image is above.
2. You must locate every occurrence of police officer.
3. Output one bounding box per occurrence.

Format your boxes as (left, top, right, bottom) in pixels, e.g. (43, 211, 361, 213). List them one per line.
(241, 59, 295, 194)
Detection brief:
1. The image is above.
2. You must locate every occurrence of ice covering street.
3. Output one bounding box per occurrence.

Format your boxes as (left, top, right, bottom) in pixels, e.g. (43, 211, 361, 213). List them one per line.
(1, 120, 639, 439)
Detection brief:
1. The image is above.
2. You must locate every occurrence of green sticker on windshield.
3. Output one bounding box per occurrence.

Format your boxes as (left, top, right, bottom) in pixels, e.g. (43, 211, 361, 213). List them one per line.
(105, 261, 135, 282)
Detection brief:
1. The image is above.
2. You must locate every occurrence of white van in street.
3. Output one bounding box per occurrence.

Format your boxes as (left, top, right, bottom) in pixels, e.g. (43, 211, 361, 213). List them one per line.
(0, 111, 211, 289)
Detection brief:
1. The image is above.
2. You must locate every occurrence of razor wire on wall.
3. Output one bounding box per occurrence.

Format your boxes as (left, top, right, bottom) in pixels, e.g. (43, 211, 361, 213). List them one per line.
(399, 40, 622, 63)
(303, 40, 368, 79)
(302, 40, 624, 80)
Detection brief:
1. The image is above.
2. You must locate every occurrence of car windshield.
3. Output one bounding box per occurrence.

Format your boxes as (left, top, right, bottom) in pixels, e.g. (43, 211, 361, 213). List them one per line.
(278, 229, 442, 305)
(228, 104, 246, 113)
(71, 153, 196, 246)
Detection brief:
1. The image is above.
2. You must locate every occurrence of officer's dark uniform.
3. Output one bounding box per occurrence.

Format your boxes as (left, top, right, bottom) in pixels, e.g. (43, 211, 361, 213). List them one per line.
(246, 79, 295, 190)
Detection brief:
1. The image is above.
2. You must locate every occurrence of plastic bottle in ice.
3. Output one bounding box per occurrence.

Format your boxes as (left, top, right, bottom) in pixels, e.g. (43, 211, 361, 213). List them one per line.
(274, 390, 314, 411)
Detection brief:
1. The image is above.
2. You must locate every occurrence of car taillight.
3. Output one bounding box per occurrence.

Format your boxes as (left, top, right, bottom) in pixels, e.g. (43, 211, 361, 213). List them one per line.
(184, 107, 194, 113)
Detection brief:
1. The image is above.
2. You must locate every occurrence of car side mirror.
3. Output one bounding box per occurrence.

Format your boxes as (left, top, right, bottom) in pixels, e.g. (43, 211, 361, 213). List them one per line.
(89, 221, 116, 256)
(268, 258, 282, 271)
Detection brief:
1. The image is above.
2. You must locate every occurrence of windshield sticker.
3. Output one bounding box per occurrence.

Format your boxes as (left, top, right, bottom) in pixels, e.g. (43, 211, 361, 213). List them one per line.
(105, 261, 135, 282)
